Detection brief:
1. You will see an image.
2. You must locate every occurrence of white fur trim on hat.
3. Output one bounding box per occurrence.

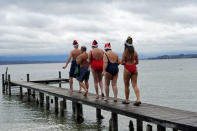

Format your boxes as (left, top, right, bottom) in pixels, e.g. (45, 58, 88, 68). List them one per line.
(125, 42, 133, 47)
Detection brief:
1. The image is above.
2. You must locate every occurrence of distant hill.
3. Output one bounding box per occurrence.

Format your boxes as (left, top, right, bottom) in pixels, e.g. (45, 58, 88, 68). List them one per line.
(0, 55, 68, 65)
(148, 54, 197, 59)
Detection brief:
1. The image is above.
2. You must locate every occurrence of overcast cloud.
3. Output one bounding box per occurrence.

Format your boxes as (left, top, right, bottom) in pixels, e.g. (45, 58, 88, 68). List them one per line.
(0, 0, 197, 56)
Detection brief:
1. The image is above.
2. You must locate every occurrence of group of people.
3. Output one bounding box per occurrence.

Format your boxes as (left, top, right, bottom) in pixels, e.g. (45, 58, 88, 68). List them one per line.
(63, 36, 141, 106)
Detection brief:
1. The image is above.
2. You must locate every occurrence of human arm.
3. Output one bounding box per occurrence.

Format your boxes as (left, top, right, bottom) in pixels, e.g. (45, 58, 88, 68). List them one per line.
(134, 51, 139, 65)
(76, 54, 82, 65)
(63, 52, 72, 69)
(117, 55, 121, 65)
(102, 54, 108, 76)
(120, 52, 126, 65)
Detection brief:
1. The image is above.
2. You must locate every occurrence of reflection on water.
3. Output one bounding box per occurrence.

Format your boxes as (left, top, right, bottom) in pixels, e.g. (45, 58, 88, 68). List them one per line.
(0, 58, 197, 131)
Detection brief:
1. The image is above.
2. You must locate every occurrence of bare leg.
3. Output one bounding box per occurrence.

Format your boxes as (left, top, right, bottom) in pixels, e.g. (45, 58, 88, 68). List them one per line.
(98, 71, 104, 97)
(92, 69, 99, 99)
(112, 73, 118, 102)
(79, 81, 88, 96)
(85, 80, 89, 91)
(79, 82, 82, 92)
(69, 77, 73, 92)
(131, 72, 140, 102)
(123, 69, 131, 103)
(105, 72, 111, 101)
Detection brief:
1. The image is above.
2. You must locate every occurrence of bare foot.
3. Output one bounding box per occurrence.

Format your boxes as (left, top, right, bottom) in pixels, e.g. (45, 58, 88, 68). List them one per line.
(69, 89, 73, 93)
(104, 97, 109, 102)
(83, 90, 88, 97)
(101, 93, 104, 97)
(96, 95, 99, 99)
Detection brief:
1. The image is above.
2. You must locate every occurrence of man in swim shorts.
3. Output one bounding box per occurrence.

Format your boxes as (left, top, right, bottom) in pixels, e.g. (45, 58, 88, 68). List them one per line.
(76, 46, 90, 96)
(63, 40, 81, 92)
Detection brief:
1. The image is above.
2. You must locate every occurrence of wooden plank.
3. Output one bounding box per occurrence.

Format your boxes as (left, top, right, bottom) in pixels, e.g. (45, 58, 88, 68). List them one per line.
(10, 81, 197, 131)
(30, 78, 69, 84)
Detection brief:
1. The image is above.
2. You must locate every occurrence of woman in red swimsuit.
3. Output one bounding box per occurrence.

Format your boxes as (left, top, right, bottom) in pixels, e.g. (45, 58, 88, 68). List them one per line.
(121, 36, 141, 106)
(88, 40, 105, 99)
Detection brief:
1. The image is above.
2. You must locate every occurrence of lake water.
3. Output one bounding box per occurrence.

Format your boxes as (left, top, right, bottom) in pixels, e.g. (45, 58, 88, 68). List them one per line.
(0, 58, 197, 131)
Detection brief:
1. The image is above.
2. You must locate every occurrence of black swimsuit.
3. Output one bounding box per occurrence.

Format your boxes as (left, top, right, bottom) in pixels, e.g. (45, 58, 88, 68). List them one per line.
(105, 54, 119, 76)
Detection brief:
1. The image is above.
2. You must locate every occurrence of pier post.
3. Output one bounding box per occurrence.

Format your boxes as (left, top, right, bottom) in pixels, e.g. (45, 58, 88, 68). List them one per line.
(32, 90, 35, 99)
(137, 119, 143, 131)
(157, 125, 166, 131)
(60, 101, 65, 116)
(146, 124, 152, 131)
(19, 86, 23, 99)
(63, 99, 67, 110)
(75, 102, 84, 123)
(96, 108, 104, 119)
(72, 101, 76, 114)
(2, 74, 5, 94)
(54, 96, 58, 114)
(26, 74, 31, 101)
(39, 92, 44, 106)
(59, 71, 61, 88)
(46, 96, 50, 110)
(27, 88, 31, 102)
(129, 120, 134, 131)
(5, 68, 8, 94)
(109, 112, 118, 131)
(8, 74, 11, 96)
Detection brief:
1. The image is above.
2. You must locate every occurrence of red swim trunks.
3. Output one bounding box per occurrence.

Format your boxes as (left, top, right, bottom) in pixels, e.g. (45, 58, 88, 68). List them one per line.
(124, 64, 137, 73)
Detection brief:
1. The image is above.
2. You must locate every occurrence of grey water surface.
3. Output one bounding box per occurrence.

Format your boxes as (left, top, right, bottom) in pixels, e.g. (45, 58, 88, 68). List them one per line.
(0, 58, 197, 131)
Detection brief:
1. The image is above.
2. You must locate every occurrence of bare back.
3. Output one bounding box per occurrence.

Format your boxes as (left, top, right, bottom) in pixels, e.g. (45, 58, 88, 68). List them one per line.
(105, 50, 120, 64)
(122, 50, 138, 65)
(77, 52, 89, 67)
(91, 48, 104, 60)
(71, 48, 81, 61)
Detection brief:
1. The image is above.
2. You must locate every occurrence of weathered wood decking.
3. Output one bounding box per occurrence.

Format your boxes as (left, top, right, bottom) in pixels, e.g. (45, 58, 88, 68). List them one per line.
(30, 78, 69, 84)
(9, 80, 197, 131)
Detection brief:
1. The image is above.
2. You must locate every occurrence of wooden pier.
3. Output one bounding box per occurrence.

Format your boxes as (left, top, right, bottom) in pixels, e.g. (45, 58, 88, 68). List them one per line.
(1, 73, 197, 131)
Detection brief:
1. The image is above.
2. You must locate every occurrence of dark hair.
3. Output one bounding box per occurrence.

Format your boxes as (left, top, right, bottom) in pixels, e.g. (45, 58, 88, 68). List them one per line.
(81, 46, 86, 51)
(124, 37, 134, 60)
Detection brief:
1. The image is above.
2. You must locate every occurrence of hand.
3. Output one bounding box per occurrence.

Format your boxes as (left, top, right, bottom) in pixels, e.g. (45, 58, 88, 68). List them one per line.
(62, 66, 66, 69)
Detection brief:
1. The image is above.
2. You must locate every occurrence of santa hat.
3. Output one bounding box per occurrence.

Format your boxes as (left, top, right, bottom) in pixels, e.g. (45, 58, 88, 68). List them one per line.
(125, 36, 133, 47)
(92, 40, 98, 48)
(104, 43, 111, 50)
(73, 40, 78, 47)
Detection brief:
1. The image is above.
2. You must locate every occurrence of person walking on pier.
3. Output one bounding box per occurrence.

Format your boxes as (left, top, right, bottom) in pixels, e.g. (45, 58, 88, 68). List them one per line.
(76, 46, 90, 96)
(88, 40, 105, 99)
(103, 43, 121, 102)
(121, 36, 141, 106)
(63, 40, 81, 92)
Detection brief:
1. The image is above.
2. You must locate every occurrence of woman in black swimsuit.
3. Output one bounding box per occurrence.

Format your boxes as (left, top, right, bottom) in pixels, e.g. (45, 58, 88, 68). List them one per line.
(103, 43, 121, 102)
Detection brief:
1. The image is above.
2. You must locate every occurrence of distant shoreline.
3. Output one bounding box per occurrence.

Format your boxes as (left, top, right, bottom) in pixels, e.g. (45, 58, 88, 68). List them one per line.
(1, 54, 197, 65)
(0, 61, 65, 65)
(148, 54, 197, 60)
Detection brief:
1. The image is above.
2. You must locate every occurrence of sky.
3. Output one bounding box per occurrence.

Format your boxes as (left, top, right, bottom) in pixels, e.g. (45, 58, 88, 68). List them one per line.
(0, 0, 197, 57)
